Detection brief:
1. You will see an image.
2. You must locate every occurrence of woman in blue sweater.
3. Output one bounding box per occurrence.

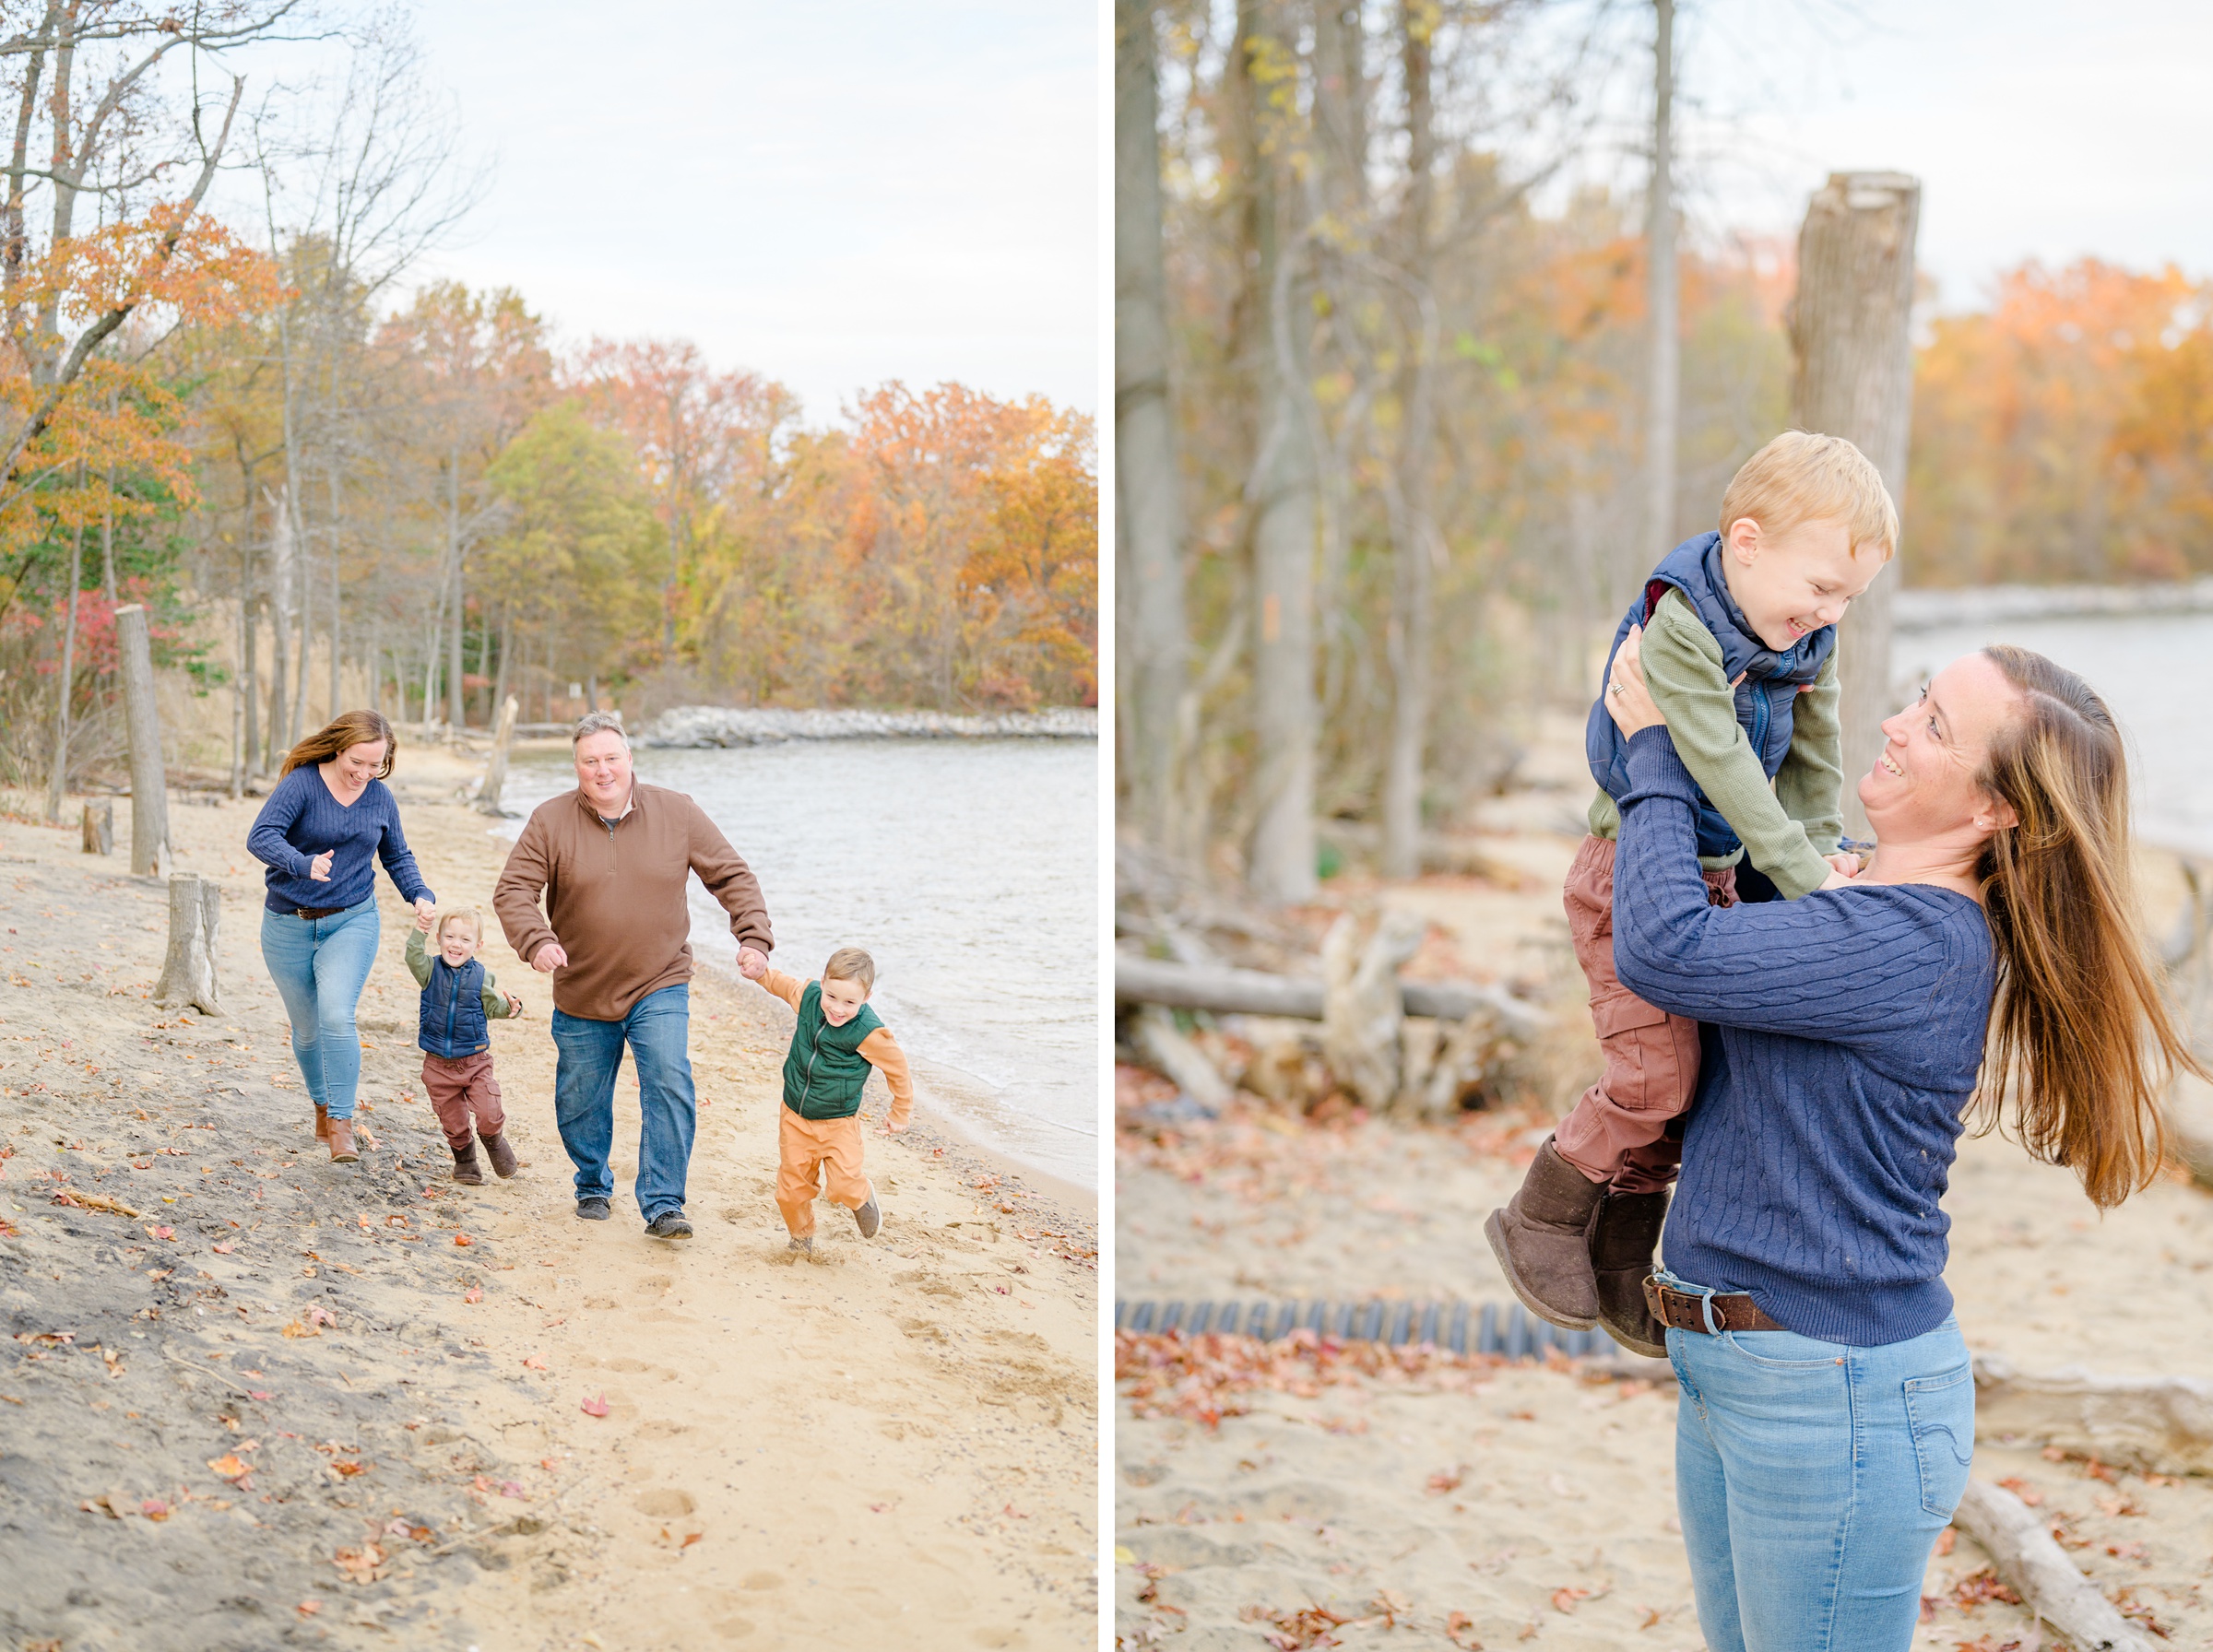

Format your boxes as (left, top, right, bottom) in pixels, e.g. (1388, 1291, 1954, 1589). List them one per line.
(247, 711, 435, 1162)
(1598, 631, 2195, 1650)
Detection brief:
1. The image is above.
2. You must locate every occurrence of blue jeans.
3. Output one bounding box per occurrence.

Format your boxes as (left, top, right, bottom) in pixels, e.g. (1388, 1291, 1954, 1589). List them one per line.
(1663, 1272, 1974, 1652)
(259, 897, 381, 1122)
(550, 984, 696, 1220)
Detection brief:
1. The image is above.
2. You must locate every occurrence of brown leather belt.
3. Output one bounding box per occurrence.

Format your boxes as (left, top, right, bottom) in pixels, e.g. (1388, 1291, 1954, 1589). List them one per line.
(1644, 1276, 1787, 1335)
(291, 904, 346, 920)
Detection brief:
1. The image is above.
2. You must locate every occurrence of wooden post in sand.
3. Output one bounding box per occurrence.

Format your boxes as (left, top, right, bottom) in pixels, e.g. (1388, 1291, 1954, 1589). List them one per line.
(1790, 172, 1921, 841)
(478, 693, 520, 816)
(152, 873, 222, 1017)
(114, 603, 170, 876)
(80, 800, 112, 856)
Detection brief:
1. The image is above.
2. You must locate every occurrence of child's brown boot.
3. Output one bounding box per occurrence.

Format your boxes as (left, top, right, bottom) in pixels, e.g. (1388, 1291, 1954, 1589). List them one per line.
(451, 1140, 483, 1186)
(1483, 1136, 1604, 1329)
(479, 1130, 519, 1179)
(1590, 1188, 1670, 1357)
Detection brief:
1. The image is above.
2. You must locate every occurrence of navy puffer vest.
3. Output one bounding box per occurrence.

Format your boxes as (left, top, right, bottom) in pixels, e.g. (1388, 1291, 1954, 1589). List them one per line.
(420, 956, 491, 1058)
(1585, 532, 1835, 860)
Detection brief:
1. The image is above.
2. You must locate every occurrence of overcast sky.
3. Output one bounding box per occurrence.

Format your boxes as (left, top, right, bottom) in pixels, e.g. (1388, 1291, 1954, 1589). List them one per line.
(393, 1, 1096, 423)
(1631, 0, 2213, 309)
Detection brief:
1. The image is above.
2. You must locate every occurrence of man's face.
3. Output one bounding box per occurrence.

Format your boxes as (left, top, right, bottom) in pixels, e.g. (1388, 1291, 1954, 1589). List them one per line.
(574, 731, 633, 809)
(820, 974, 869, 1027)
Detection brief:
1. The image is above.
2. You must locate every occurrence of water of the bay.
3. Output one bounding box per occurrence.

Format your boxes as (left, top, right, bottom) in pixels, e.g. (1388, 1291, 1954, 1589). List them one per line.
(1894, 611, 2213, 853)
(496, 738, 1098, 1190)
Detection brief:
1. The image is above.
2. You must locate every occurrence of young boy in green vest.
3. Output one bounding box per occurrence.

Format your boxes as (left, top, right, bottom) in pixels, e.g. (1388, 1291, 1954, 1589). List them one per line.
(741, 945, 913, 1253)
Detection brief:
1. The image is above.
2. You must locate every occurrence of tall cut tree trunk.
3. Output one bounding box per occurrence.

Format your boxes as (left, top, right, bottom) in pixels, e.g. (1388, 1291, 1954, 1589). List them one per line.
(1240, 0, 1319, 905)
(1790, 171, 1921, 840)
(1382, 2, 1439, 881)
(1114, 0, 1188, 857)
(1643, 0, 1679, 560)
(44, 517, 84, 820)
(115, 603, 169, 877)
(266, 486, 291, 769)
(289, 488, 309, 742)
(445, 448, 466, 731)
(326, 466, 342, 716)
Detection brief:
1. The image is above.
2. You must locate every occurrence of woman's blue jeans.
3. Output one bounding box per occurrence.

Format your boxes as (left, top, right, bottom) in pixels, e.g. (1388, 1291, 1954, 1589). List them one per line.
(1663, 1272, 1974, 1652)
(259, 896, 380, 1122)
(549, 984, 696, 1221)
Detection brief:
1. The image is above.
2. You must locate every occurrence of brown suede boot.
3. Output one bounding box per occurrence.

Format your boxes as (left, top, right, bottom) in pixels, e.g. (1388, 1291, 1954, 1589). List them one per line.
(451, 1140, 484, 1186)
(1591, 1188, 1670, 1358)
(314, 1104, 330, 1143)
(479, 1130, 519, 1180)
(327, 1120, 359, 1163)
(1484, 1136, 1605, 1329)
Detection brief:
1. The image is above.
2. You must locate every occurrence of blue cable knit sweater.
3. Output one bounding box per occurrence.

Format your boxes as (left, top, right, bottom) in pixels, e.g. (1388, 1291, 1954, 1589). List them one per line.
(1613, 726, 1996, 1347)
(247, 765, 434, 915)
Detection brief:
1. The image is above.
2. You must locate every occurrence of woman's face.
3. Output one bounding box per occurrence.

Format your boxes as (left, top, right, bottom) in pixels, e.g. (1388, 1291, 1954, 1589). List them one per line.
(1858, 652, 2019, 843)
(331, 739, 386, 788)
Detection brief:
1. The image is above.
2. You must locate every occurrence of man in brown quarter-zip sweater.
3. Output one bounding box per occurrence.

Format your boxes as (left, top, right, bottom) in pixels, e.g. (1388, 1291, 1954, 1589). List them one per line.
(493, 711, 773, 1239)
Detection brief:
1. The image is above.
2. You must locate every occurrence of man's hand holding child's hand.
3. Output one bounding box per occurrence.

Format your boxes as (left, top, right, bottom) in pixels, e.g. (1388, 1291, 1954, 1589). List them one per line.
(737, 946, 768, 981)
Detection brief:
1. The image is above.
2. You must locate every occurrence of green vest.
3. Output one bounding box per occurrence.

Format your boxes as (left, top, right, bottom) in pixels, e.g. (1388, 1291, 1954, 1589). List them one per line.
(781, 980, 885, 1120)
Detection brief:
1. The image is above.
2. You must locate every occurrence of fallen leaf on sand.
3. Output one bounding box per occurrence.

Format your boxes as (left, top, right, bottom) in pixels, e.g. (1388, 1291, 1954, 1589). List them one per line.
(681, 1532, 702, 1548)
(870, 1503, 890, 1513)
(211, 1242, 233, 1254)
(453, 1233, 473, 1246)
(501, 1479, 524, 1498)
(148, 1226, 172, 1240)
(141, 1499, 170, 1521)
(296, 1600, 321, 1618)
(523, 1356, 548, 1370)
(304, 1304, 336, 1328)
(1551, 1587, 1592, 1614)
(248, 1389, 271, 1400)
(331, 1542, 386, 1584)
(207, 1454, 249, 1480)
(332, 1460, 366, 1477)
(581, 1393, 609, 1417)
(356, 1213, 372, 1230)
(281, 1319, 319, 1339)
(463, 1286, 482, 1304)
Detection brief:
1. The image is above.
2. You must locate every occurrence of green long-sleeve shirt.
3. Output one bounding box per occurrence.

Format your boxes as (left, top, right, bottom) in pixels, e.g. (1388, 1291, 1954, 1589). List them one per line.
(1587, 587, 1844, 900)
(405, 928, 520, 1020)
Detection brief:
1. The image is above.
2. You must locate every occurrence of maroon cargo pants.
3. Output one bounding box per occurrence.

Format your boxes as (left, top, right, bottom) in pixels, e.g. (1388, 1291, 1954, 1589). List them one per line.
(420, 1051, 505, 1151)
(1552, 832, 1736, 1195)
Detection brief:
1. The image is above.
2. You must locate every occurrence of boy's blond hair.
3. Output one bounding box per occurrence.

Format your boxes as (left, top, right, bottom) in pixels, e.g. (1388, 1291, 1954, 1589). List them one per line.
(435, 907, 482, 944)
(1720, 431, 1898, 561)
(822, 947, 876, 993)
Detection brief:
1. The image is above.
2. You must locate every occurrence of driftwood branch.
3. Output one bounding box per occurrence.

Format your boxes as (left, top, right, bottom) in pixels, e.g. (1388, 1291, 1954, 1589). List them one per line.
(1114, 951, 1543, 1037)
(1130, 1006, 1232, 1114)
(1974, 1356, 2213, 1476)
(1951, 1479, 2157, 1652)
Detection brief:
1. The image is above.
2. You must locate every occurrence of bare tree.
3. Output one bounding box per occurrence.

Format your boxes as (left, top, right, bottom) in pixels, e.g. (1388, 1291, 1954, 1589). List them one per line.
(1114, 0, 1187, 856)
(1642, 0, 1678, 554)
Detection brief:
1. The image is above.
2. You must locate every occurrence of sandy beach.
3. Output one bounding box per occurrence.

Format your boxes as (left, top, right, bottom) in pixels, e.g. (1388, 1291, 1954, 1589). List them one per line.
(0, 744, 1096, 1651)
(1115, 711, 2213, 1649)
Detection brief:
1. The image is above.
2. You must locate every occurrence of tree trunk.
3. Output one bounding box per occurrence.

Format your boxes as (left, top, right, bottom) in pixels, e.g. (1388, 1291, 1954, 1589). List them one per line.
(1790, 171, 1921, 839)
(81, 800, 112, 855)
(100, 459, 115, 601)
(44, 518, 83, 820)
(445, 448, 467, 731)
(478, 693, 520, 816)
(115, 603, 169, 877)
(1114, 950, 1543, 1034)
(1382, 3, 1439, 880)
(1643, 0, 1679, 558)
(151, 873, 222, 1017)
(326, 466, 342, 718)
(266, 486, 292, 767)
(1241, 0, 1319, 905)
(1114, 0, 1188, 857)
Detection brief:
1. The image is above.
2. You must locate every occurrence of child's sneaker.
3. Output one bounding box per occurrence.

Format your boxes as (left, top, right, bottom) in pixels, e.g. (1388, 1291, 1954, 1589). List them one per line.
(451, 1141, 483, 1186)
(852, 1193, 881, 1239)
(786, 1235, 813, 1256)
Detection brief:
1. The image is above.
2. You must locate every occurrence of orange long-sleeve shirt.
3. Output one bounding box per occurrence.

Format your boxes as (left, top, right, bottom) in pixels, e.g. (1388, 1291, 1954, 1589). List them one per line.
(753, 968, 914, 1127)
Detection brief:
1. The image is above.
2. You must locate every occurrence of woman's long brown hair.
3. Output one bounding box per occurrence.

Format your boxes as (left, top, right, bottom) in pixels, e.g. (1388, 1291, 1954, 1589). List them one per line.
(279, 710, 397, 780)
(1971, 645, 2203, 1208)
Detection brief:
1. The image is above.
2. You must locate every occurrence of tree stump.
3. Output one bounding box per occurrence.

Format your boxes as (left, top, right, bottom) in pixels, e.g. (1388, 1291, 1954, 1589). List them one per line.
(80, 801, 112, 856)
(478, 693, 521, 816)
(1321, 910, 1426, 1111)
(151, 873, 222, 1017)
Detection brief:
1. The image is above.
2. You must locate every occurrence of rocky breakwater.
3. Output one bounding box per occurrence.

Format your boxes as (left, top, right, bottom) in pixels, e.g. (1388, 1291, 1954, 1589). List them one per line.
(640, 704, 1097, 748)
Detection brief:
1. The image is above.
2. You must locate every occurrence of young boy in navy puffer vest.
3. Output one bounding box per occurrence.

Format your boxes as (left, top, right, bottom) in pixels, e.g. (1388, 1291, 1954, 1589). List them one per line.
(407, 906, 526, 1186)
(1486, 431, 1897, 1356)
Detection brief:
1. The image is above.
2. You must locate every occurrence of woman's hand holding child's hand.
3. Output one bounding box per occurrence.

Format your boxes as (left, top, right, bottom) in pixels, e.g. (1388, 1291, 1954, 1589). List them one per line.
(414, 899, 437, 932)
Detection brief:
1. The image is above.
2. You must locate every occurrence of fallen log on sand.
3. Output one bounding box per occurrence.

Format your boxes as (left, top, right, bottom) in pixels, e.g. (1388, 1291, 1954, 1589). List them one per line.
(1114, 951, 1543, 1037)
(1129, 1005, 1233, 1113)
(1974, 1355, 2213, 1476)
(1952, 1478, 2158, 1652)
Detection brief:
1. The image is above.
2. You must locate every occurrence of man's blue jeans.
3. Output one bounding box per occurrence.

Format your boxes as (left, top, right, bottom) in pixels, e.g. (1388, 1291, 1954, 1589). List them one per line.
(1663, 1272, 1974, 1652)
(259, 896, 380, 1121)
(550, 984, 696, 1220)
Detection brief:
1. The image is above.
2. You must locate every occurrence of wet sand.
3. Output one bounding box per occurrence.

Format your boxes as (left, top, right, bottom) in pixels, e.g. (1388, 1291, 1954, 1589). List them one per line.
(0, 749, 1096, 1651)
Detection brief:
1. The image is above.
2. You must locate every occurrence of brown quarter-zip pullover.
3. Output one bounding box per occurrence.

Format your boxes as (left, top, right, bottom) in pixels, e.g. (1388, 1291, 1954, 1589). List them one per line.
(493, 782, 773, 1021)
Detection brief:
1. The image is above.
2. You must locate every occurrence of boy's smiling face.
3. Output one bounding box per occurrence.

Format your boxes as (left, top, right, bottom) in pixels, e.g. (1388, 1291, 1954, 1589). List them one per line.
(438, 921, 479, 967)
(820, 974, 868, 1027)
(1718, 514, 1884, 653)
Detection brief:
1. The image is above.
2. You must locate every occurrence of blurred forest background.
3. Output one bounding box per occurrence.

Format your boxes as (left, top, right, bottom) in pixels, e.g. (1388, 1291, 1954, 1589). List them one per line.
(0, 2, 1098, 804)
(1114, 0, 2213, 896)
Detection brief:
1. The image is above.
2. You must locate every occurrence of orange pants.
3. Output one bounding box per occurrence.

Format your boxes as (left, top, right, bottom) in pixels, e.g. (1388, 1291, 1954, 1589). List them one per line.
(1552, 832, 1737, 1195)
(775, 1109, 872, 1237)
